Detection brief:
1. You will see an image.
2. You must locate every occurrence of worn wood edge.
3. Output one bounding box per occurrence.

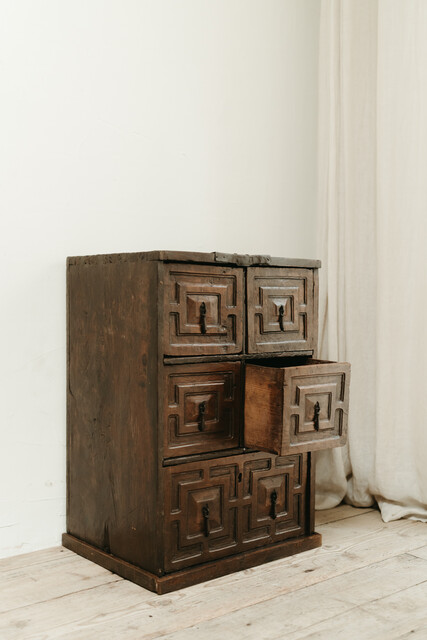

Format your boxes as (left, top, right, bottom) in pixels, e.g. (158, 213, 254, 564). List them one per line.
(214, 253, 321, 269)
(62, 534, 157, 592)
(163, 447, 260, 467)
(313, 268, 319, 359)
(307, 452, 316, 534)
(66, 261, 71, 533)
(67, 251, 321, 269)
(163, 351, 315, 365)
(62, 533, 322, 595)
(156, 261, 166, 572)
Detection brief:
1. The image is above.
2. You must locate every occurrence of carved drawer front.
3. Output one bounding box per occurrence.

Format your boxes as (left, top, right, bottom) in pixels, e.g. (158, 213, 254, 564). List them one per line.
(163, 264, 243, 355)
(245, 359, 351, 454)
(164, 458, 240, 571)
(164, 362, 242, 458)
(247, 267, 316, 354)
(241, 454, 306, 550)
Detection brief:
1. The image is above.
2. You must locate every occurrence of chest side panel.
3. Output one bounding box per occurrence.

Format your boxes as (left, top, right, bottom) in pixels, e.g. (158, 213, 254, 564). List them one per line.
(67, 259, 161, 574)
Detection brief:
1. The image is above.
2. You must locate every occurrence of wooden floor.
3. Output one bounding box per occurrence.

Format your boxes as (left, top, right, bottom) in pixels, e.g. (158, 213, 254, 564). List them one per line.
(1, 505, 427, 639)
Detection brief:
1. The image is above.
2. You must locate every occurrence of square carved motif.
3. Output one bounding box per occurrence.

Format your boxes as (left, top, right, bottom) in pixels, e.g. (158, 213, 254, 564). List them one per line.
(164, 363, 241, 457)
(164, 264, 243, 355)
(241, 456, 304, 545)
(288, 373, 347, 444)
(165, 463, 239, 570)
(247, 267, 315, 353)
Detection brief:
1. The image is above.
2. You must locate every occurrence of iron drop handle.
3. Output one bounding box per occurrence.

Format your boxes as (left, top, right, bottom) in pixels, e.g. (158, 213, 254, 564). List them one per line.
(200, 302, 207, 334)
(198, 401, 206, 432)
(270, 490, 278, 520)
(202, 504, 210, 537)
(313, 401, 321, 431)
(278, 305, 285, 331)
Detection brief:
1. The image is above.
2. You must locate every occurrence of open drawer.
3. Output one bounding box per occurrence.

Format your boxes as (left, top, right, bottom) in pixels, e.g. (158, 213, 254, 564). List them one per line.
(245, 358, 350, 455)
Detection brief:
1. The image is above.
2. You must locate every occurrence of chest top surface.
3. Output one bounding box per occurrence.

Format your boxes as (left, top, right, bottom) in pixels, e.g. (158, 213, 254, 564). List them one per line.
(67, 249, 321, 269)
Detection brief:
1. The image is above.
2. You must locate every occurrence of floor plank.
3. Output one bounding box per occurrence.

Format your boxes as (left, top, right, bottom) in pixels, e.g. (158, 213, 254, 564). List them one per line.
(315, 504, 376, 526)
(0, 547, 75, 573)
(0, 580, 153, 640)
(407, 545, 427, 561)
(0, 553, 119, 614)
(285, 580, 427, 639)
(154, 554, 427, 640)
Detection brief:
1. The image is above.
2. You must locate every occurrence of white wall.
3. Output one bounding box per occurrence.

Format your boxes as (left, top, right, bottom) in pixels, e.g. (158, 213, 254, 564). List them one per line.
(0, 0, 320, 557)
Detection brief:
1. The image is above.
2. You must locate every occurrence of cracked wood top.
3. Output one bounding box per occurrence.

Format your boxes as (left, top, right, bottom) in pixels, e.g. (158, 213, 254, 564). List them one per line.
(67, 250, 321, 269)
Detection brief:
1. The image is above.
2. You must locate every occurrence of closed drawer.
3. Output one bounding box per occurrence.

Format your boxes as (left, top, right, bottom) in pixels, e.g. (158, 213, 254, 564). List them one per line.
(240, 452, 306, 552)
(247, 267, 316, 354)
(163, 457, 240, 571)
(245, 358, 350, 454)
(163, 264, 243, 355)
(163, 362, 242, 457)
(163, 452, 306, 571)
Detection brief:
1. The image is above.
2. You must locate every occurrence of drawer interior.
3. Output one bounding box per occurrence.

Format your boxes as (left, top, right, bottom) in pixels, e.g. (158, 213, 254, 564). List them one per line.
(246, 356, 336, 369)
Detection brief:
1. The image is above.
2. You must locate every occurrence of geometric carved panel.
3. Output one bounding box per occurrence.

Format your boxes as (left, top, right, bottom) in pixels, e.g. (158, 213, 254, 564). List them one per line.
(163, 452, 308, 571)
(164, 460, 239, 571)
(163, 264, 243, 355)
(164, 362, 242, 457)
(285, 366, 350, 450)
(241, 454, 305, 550)
(247, 267, 315, 354)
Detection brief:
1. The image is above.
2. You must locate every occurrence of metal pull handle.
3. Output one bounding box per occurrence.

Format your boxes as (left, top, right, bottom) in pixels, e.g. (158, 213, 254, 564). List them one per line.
(270, 490, 278, 520)
(200, 302, 207, 334)
(278, 305, 285, 331)
(198, 401, 206, 432)
(202, 504, 210, 537)
(313, 401, 321, 431)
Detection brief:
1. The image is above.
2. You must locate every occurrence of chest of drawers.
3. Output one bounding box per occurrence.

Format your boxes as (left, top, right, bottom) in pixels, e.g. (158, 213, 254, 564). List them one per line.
(62, 250, 350, 594)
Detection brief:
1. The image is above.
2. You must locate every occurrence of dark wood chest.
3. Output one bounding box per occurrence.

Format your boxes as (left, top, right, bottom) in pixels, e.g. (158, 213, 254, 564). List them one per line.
(63, 250, 350, 593)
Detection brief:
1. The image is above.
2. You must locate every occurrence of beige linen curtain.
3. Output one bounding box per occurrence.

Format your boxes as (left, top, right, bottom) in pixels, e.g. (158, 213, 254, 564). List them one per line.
(316, 0, 427, 521)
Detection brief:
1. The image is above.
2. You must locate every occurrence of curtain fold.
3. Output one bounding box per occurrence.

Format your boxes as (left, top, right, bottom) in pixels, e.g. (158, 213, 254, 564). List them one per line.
(316, 0, 427, 521)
